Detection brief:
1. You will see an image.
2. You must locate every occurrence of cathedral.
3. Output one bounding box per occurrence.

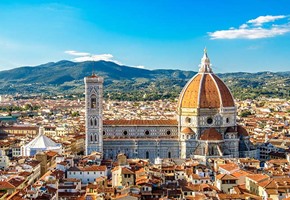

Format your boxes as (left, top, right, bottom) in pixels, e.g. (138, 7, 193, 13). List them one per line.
(84, 49, 257, 162)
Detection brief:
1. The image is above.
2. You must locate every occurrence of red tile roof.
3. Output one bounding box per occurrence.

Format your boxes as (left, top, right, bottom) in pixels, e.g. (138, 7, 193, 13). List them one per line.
(103, 119, 177, 126)
(179, 73, 235, 109)
(199, 128, 222, 141)
(237, 125, 249, 137)
(0, 181, 15, 189)
(181, 127, 195, 135)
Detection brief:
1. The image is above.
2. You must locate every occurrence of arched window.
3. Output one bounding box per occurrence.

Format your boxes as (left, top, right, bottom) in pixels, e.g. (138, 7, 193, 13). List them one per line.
(90, 118, 93, 126)
(90, 134, 93, 142)
(168, 152, 171, 158)
(91, 95, 97, 108)
(95, 134, 97, 141)
(146, 151, 149, 159)
(94, 119, 97, 126)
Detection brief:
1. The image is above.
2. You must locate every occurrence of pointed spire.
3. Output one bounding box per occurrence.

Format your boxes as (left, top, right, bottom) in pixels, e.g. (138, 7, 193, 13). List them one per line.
(199, 48, 213, 73)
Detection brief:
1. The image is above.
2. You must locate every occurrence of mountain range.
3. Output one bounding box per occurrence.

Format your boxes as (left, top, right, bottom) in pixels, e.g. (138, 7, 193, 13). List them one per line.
(0, 60, 289, 100)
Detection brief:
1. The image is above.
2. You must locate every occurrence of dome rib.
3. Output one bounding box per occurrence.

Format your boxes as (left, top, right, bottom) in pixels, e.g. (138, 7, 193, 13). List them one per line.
(209, 73, 222, 108)
(199, 74, 220, 108)
(197, 73, 205, 108)
(212, 74, 235, 107)
(179, 73, 202, 108)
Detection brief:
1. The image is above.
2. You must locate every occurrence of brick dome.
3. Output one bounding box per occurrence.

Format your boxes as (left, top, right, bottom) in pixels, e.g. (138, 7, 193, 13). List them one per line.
(178, 50, 235, 109)
(237, 125, 249, 137)
(200, 128, 223, 141)
(181, 127, 195, 135)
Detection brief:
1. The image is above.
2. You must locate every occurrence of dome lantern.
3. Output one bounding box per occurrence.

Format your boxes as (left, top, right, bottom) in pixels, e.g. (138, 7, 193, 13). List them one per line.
(199, 48, 212, 73)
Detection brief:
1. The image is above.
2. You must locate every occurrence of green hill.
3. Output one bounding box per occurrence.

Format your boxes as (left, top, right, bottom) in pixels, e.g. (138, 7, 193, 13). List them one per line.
(0, 60, 289, 100)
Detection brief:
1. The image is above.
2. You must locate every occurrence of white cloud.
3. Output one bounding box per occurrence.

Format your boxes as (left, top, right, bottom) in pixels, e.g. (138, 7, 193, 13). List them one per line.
(64, 50, 90, 56)
(135, 65, 145, 69)
(247, 15, 286, 26)
(209, 15, 290, 39)
(65, 50, 118, 63)
(64, 50, 146, 68)
(239, 24, 248, 29)
(209, 26, 290, 39)
(73, 54, 115, 62)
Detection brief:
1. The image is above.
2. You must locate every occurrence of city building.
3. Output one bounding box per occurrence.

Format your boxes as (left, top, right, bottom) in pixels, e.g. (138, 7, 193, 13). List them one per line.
(21, 127, 62, 156)
(85, 49, 258, 162)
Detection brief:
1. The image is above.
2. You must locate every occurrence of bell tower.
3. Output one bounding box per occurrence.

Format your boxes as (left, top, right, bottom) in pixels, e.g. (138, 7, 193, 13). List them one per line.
(84, 74, 104, 156)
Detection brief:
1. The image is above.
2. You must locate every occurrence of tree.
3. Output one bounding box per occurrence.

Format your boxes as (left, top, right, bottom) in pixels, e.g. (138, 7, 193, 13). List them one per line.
(240, 110, 252, 117)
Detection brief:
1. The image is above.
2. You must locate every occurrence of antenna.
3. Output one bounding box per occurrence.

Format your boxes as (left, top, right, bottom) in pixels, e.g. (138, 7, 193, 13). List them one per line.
(92, 65, 95, 76)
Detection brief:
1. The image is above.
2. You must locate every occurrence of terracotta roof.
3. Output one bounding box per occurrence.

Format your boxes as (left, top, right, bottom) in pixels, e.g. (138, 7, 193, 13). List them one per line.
(81, 165, 107, 171)
(216, 174, 238, 180)
(200, 74, 221, 108)
(122, 167, 135, 175)
(237, 125, 249, 137)
(217, 194, 246, 200)
(18, 171, 32, 177)
(246, 174, 269, 183)
(179, 74, 202, 108)
(239, 158, 259, 163)
(199, 128, 222, 141)
(219, 163, 239, 173)
(178, 73, 235, 109)
(0, 181, 15, 189)
(103, 119, 177, 126)
(181, 127, 195, 135)
(8, 178, 25, 188)
(0, 126, 38, 131)
(232, 170, 252, 178)
(211, 74, 235, 107)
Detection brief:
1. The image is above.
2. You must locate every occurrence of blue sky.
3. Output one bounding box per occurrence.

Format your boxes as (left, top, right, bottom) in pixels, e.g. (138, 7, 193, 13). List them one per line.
(0, 0, 290, 72)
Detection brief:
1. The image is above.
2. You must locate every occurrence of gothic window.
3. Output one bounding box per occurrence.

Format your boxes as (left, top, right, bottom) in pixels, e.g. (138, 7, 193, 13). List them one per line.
(90, 118, 93, 126)
(91, 95, 97, 109)
(90, 134, 93, 142)
(226, 118, 230, 123)
(168, 152, 171, 158)
(146, 151, 149, 159)
(94, 118, 97, 126)
(95, 134, 97, 141)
